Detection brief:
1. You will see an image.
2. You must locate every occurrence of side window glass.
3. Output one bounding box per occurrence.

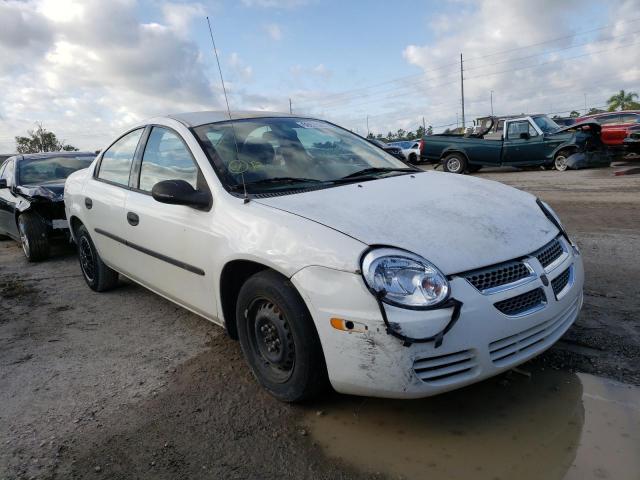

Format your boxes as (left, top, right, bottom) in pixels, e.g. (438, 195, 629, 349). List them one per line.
(98, 129, 143, 186)
(528, 123, 539, 137)
(507, 121, 528, 139)
(139, 127, 199, 192)
(2, 160, 15, 186)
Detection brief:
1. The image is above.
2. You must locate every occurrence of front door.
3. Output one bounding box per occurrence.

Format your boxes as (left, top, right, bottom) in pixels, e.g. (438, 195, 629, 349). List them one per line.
(0, 160, 19, 239)
(502, 120, 545, 166)
(122, 126, 216, 319)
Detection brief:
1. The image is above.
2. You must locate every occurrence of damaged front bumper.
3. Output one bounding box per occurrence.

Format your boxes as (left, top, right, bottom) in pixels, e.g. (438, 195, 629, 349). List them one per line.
(291, 237, 584, 399)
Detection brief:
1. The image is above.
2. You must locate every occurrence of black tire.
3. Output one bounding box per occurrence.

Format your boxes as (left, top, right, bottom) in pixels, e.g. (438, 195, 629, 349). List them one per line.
(236, 270, 328, 402)
(442, 153, 467, 174)
(18, 212, 50, 262)
(76, 224, 119, 292)
(408, 153, 418, 164)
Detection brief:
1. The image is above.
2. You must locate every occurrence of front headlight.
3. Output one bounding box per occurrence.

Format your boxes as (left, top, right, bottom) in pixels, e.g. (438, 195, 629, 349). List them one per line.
(361, 248, 449, 308)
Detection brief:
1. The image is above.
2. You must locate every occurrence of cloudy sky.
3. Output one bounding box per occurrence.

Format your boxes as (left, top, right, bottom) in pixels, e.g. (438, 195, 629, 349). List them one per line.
(0, 0, 639, 152)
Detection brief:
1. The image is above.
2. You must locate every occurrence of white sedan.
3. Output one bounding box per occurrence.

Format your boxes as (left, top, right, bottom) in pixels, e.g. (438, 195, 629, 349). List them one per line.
(388, 140, 422, 163)
(64, 112, 584, 402)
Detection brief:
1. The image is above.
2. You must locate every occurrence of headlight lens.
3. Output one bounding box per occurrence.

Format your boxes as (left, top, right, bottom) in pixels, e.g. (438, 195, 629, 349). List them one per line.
(362, 248, 449, 308)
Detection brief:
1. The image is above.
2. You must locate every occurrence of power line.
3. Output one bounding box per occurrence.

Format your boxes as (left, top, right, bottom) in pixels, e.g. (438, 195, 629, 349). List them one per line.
(294, 18, 640, 110)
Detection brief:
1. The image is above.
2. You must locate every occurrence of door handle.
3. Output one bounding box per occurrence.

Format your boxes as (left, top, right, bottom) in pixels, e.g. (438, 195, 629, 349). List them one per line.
(127, 212, 139, 226)
(84, 197, 93, 209)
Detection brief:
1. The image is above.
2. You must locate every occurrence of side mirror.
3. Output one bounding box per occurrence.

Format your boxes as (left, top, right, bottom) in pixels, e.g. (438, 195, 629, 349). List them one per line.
(0, 179, 7, 189)
(151, 179, 211, 209)
(519, 132, 531, 140)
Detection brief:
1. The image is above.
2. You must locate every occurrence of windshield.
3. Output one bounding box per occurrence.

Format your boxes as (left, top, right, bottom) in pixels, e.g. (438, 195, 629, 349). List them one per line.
(18, 155, 95, 185)
(194, 117, 413, 194)
(532, 115, 561, 134)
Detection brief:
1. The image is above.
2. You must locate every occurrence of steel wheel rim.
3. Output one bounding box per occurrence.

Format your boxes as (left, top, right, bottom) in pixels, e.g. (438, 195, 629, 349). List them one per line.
(18, 223, 30, 258)
(79, 236, 95, 282)
(247, 298, 295, 383)
(447, 157, 461, 172)
(555, 155, 568, 171)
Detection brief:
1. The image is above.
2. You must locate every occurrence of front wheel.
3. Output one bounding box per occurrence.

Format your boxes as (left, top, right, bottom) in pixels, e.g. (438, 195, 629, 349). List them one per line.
(408, 153, 418, 164)
(75, 224, 119, 291)
(236, 270, 328, 402)
(554, 151, 572, 171)
(18, 212, 50, 262)
(442, 153, 467, 174)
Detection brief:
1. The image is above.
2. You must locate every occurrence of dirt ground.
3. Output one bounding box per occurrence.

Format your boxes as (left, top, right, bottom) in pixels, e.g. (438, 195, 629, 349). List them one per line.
(1, 164, 639, 479)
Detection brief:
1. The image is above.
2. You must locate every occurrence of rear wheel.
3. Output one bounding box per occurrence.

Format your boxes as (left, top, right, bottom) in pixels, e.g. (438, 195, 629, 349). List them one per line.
(18, 212, 50, 262)
(76, 224, 119, 291)
(442, 153, 467, 174)
(236, 270, 328, 402)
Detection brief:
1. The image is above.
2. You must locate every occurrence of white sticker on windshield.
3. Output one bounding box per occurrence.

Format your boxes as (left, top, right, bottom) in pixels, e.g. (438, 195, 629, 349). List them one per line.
(296, 120, 329, 129)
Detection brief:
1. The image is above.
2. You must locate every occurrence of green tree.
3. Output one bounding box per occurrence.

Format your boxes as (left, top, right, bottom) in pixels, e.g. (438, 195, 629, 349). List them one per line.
(415, 125, 425, 138)
(569, 110, 581, 118)
(588, 107, 605, 115)
(15, 123, 78, 154)
(427, 125, 433, 135)
(607, 89, 639, 111)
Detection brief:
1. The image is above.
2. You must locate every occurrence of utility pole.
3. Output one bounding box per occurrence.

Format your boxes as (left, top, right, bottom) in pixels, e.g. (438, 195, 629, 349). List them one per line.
(456, 112, 459, 128)
(422, 116, 426, 132)
(289, 98, 292, 114)
(460, 53, 465, 128)
(490, 90, 494, 116)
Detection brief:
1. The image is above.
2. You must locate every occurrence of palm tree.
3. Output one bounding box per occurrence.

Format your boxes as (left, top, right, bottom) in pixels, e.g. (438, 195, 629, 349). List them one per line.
(607, 90, 639, 111)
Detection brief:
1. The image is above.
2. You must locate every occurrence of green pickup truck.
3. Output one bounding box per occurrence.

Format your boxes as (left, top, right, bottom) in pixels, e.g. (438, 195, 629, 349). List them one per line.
(422, 114, 611, 173)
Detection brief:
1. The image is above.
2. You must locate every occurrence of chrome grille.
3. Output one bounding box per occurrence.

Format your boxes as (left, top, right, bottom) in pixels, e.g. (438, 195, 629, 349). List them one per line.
(552, 267, 571, 296)
(534, 238, 563, 268)
(494, 288, 546, 316)
(463, 260, 531, 292)
(413, 349, 477, 384)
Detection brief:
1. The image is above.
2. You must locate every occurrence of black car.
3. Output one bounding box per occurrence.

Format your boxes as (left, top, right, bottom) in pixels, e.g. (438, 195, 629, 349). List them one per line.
(0, 152, 96, 261)
(367, 139, 405, 161)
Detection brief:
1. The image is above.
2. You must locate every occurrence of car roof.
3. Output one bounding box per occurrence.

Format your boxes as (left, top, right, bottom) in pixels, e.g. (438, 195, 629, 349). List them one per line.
(167, 110, 298, 127)
(10, 151, 97, 162)
(580, 110, 640, 119)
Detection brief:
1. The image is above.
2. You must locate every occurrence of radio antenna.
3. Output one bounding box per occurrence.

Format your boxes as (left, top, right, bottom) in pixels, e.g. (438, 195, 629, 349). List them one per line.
(206, 16, 248, 203)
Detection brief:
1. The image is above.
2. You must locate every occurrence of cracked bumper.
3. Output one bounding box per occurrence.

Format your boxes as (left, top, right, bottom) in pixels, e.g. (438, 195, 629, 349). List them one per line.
(291, 243, 584, 399)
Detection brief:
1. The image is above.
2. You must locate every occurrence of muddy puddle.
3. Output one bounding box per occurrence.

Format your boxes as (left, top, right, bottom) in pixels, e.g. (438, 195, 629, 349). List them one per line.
(305, 369, 639, 480)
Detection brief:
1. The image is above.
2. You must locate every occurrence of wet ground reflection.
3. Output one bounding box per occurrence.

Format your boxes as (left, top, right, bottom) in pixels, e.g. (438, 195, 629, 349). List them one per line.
(306, 369, 639, 480)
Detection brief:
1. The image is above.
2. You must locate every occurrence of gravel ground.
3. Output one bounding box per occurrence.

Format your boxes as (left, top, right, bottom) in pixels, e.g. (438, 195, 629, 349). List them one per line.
(1, 164, 639, 479)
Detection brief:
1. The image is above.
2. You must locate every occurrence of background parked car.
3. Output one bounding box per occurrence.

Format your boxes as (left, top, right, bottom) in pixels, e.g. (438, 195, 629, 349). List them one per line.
(0, 152, 96, 261)
(552, 117, 577, 127)
(575, 110, 640, 151)
(388, 140, 422, 163)
(368, 138, 406, 161)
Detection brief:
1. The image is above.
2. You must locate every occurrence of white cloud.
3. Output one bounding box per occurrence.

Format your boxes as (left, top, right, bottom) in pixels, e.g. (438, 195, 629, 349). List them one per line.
(264, 23, 282, 41)
(299, 0, 640, 135)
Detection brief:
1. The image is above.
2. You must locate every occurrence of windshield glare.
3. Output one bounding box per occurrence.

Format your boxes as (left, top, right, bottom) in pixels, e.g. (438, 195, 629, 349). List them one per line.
(194, 117, 411, 193)
(18, 155, 95, 185)
(532, 116, 561, 134)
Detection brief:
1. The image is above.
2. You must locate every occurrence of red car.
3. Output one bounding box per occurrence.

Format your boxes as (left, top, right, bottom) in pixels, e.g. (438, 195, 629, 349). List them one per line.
(575, 111, 640, 148)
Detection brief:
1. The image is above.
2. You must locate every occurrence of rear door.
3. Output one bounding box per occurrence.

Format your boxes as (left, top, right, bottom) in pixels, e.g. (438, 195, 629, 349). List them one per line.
(0, 159, 19, 238)
(122, 125, 216, 318)
(502, 120, 545, 165)
(82, 128, 145, 273)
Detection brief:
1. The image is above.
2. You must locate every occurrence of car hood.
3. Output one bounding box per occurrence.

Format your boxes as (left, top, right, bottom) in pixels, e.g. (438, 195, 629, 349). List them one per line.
(16, 183, 65, 201)
(256, 171, 558, 274)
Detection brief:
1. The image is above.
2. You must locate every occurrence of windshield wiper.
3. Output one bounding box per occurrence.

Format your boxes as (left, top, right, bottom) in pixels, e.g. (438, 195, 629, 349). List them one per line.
(336, 167, 417, 182)
(228, 177, 326, 191)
